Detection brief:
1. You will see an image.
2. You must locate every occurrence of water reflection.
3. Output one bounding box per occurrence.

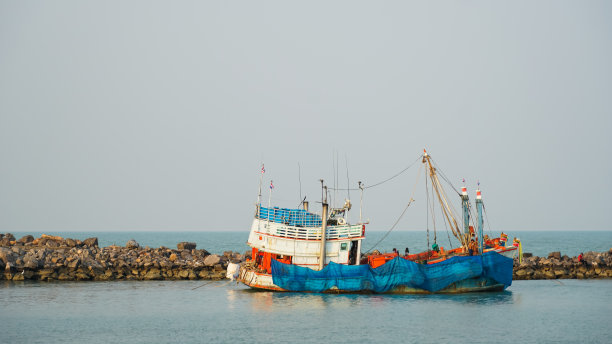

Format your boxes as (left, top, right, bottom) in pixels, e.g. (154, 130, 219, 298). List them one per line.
(241, 288, 517, 312)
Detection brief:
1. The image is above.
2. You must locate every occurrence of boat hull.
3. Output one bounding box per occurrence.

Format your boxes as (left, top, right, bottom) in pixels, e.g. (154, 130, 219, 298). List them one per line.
(238, 266, 507, 294)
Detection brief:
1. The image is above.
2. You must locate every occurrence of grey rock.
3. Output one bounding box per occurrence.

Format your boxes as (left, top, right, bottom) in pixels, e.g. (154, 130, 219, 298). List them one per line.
(126, 239, 140, 249)
(46, 240, 59, 248)
(204, 254, 221, 267)
(17, 235, 34, 244)
(67, 258, 80, 269)
(23, 257, 39, 269)
(144, 269, 162, 280)
(548, 251, 561, 260)
(83, 237, 98, 247)
(177, 242, 196, 250)
(0, 247, 15, 264)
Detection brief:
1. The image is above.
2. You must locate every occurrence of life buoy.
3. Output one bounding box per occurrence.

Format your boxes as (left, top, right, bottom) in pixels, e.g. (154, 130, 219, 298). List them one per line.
(337, 217, 346, 225)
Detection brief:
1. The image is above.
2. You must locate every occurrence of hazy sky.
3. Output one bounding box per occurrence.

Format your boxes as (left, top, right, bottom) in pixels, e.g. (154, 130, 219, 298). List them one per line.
(1, 1, 610, 232)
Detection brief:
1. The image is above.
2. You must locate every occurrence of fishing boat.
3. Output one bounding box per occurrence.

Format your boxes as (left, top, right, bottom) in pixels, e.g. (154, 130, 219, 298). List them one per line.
(238, 150, 520, 293)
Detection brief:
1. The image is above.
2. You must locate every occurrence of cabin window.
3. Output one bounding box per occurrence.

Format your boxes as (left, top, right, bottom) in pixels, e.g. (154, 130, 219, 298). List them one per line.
(340, 243, 348, 250)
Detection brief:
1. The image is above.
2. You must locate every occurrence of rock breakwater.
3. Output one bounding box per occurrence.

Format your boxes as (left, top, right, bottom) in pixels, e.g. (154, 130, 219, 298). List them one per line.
(0, 233, 249, 282)
(2, 233, 610, 282)
(512, 250, 612, 280)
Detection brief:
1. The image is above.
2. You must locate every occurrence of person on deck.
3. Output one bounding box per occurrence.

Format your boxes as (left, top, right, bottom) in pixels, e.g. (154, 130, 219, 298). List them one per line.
(468, 239, 477, 256)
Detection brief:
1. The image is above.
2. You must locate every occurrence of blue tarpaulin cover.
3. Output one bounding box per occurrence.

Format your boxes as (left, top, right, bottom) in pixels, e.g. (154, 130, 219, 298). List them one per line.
(271, 251, 513, 293)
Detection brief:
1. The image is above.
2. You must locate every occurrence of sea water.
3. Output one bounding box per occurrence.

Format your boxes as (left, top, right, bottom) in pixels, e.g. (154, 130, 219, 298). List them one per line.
(1, 279, 611, 343)
(2, 231, 611, 343)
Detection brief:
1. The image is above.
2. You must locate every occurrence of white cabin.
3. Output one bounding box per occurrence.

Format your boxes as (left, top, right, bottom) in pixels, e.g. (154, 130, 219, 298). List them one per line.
(247, 205, 365, 271)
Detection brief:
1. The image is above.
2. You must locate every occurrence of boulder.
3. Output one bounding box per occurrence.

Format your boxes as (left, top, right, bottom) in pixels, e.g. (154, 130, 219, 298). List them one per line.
(67, 258, 80, 269)
(169, 253, 178, 262)
(83, 237, 98, 247)
(65, 238, 76, 247)
(46, 240, 59, 248)
(0, 247, 15, 264)
(126, 239, 140, 249)
(515, 268, 533, 277)
(177, 242, 196, 250)
(204, 254, 221, 267)
(144, 269, 162, 280)
(23, 258, 39, 269)
(548, 252, 561, 260)
(17, 235, 34, 244)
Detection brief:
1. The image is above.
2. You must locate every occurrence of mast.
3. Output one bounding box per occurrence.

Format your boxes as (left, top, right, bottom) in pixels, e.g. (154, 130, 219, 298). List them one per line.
(358, 181, 363, 223)
(461, 184, 470, 236)
(258, 164, 264, 205)
(319, 181, 328, 271)
(423, 150, 468, 249)
(476, 187, 484, 254)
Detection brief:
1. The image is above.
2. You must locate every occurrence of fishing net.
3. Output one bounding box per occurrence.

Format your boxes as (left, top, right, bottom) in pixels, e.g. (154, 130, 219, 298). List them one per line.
(271, 251, 513, 293)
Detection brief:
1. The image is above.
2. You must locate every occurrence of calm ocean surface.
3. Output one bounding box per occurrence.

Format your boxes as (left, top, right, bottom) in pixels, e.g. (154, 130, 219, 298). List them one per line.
(2, 231, 611, 343)
(1, 280, 611, 344)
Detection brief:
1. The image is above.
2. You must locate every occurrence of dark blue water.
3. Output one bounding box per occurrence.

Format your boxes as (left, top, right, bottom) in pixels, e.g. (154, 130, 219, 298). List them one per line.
(1, 279, 611, 344)
(10, 230, 612, 257)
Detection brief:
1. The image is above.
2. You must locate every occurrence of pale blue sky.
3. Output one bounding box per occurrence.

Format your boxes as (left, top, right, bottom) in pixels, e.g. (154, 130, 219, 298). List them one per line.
(1, 1, 610, 231)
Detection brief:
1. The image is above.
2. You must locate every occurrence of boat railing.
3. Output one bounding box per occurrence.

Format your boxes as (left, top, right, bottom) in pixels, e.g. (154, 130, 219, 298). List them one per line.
(271, 223, 363, 240)
(257, 206, 323, 227)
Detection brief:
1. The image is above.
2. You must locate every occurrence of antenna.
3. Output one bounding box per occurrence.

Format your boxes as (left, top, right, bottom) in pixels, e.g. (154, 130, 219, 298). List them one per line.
(345, 153, 350, 201)
(320, 179, 324, 205)
(298, 162, 302, 203)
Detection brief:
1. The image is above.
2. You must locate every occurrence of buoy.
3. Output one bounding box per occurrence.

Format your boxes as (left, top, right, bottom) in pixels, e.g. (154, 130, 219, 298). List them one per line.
(226, 263, 240, 280)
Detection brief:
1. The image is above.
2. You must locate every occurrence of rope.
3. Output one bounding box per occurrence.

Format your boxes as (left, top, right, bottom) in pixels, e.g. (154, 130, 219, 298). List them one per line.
(363, 163, 423, 254)
(328, 155, 422, 191)
(191, 280, 217, 290)
(483, 202, 494, 237)
(429, 156, 461, 196)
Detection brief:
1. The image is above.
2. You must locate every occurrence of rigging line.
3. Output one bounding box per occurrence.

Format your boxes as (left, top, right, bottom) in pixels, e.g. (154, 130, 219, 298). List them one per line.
(364, 155, 422, 189)
(363, 163, 423, 254)
(430, 174, 460, 241)
(442, 204, 454, 249)
(434, 172, 463, 240)
(327, 154, 422, 191)
(482, 202, 494, 236)
(430, 178, 437, 244)
(429, 156, 461, 196)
